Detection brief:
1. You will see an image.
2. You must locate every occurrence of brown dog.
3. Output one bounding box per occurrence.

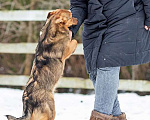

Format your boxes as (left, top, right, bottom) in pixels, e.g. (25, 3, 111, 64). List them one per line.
(6, 9, 77, 120)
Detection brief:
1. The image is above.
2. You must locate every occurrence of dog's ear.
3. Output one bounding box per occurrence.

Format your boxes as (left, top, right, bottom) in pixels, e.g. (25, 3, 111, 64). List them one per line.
(65, 18, 77, 27)
(47, 11, 56, 19)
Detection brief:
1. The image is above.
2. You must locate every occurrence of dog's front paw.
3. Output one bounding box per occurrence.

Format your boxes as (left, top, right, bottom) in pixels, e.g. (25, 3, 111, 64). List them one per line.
(71, 39, 78, 53)
(71, 39, 77, 46)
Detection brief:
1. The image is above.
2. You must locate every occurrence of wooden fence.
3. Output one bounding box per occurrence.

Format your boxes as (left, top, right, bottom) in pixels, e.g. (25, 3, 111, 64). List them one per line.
(1, 10, 150, 92)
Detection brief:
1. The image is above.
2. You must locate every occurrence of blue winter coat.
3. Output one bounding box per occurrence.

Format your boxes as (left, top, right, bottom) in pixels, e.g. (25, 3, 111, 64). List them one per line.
(69, 0, 150, 74)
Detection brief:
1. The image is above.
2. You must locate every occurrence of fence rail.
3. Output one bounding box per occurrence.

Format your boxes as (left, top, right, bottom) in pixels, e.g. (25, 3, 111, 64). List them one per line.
(0, 10, 51, 21)
(0, 43, 83, 55)
(0, 75, 150, 92)
(1, 10, 150, 92)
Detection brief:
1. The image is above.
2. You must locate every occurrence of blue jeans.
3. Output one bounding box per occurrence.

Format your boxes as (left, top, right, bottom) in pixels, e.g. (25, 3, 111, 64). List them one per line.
(89, 67, 122, 116)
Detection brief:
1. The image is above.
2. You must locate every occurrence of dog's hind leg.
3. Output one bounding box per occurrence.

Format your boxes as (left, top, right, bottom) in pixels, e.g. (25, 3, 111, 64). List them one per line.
(30, 110, 49, 120)
(30, 96, 56, 120)
(30, 105, 55, 120)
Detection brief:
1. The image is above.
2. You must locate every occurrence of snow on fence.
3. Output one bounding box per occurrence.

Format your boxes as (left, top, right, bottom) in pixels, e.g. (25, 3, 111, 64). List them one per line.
(1, 10, 150, 92)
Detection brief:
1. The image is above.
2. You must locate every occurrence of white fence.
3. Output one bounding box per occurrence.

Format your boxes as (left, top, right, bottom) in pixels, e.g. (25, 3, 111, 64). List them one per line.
(0, 43, 83, 55)
(0, 10, 51, 21)
(0, 10, 150, 92)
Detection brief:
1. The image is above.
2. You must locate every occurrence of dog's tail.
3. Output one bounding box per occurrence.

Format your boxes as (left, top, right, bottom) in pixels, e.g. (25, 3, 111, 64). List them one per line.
(6, 113, 31, 120)
(6, 110, 49, 120)
(6, 115, 17, 120)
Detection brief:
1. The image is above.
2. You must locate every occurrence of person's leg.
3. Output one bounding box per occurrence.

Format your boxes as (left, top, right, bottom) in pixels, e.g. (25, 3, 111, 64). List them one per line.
(112, 94, 122, 116)
(93, 67, 122, 115)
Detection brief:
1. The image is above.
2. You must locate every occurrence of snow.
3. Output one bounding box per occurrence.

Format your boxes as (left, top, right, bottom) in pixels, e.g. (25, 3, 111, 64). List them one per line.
(0, 88, 150, 120)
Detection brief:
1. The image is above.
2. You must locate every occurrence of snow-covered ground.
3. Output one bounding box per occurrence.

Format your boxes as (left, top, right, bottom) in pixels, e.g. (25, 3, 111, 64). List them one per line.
(0, 88, 150, 120)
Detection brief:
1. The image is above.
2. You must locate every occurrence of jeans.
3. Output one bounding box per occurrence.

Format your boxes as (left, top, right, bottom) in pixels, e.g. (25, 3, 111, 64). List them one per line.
(89, 67, 122, 116)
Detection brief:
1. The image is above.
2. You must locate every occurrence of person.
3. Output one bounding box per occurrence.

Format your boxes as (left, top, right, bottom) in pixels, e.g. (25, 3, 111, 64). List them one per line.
(69, 0, 150, 120)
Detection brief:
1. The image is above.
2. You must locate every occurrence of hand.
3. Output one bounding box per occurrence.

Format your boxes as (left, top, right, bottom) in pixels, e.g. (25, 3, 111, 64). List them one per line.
(69, 30, 72, 41)
(145, 25, 150, 31)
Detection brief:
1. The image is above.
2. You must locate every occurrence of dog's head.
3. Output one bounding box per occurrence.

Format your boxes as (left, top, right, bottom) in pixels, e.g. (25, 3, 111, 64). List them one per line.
(47, 9, 77, 30)
(40, 9, 77, 41)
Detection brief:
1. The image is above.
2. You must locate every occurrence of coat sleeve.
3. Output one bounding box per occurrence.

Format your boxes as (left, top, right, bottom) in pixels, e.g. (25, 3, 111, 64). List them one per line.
(142, 0, 150, 26)
(69, 0, 88, 37)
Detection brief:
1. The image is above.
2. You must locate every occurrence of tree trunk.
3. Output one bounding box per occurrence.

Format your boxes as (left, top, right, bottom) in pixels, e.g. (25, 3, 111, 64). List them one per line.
(120, 66, 131, 79)
(23, 1, 35, 75)
(132, 65, 139, 80)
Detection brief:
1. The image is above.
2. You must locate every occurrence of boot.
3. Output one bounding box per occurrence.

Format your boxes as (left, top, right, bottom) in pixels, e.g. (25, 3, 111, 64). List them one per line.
(113, 112, 127, 120)
(90, 110, 118, 120)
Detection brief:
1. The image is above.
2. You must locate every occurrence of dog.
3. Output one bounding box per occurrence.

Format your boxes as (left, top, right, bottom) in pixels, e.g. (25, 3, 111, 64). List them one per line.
(6, 9, 77, 120)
